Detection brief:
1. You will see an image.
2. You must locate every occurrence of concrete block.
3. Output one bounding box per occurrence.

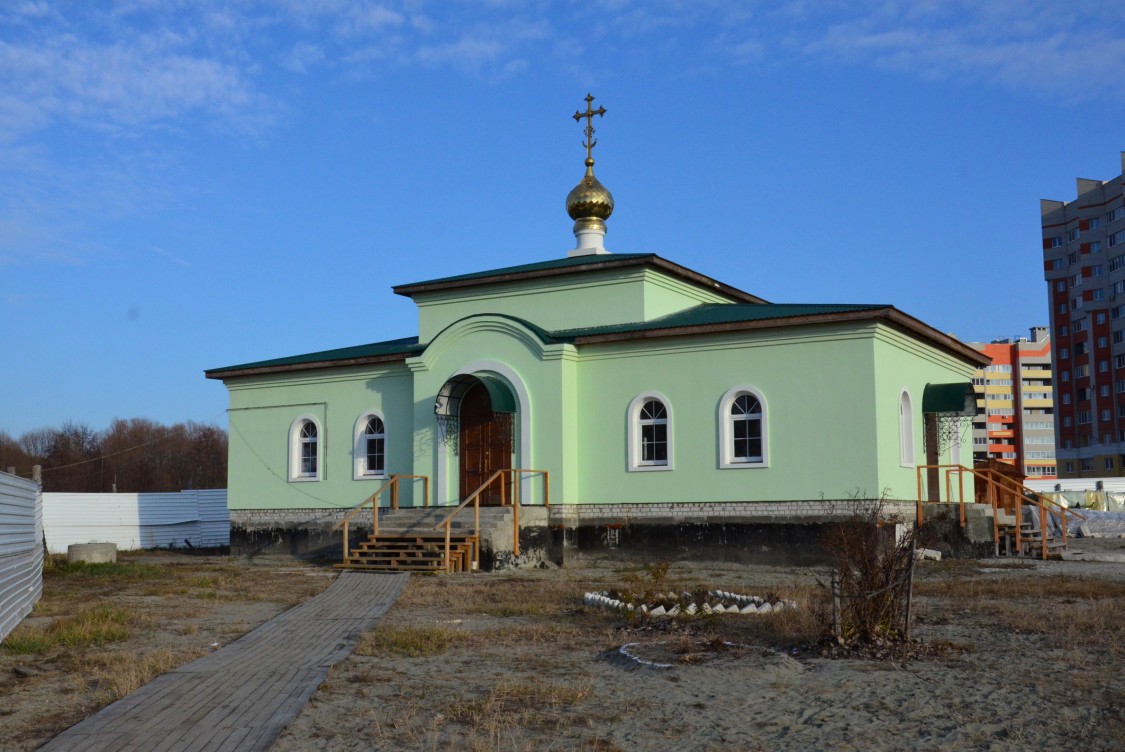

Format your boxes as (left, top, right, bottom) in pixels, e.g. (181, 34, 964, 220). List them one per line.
(68, 542, 117, 564)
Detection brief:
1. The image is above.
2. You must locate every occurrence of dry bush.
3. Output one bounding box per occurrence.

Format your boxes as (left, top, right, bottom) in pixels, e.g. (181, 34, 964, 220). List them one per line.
(822, 501, 915, 643)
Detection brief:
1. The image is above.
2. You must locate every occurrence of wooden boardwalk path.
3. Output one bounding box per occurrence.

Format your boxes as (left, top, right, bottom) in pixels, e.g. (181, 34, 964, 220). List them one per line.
(41, 572, 408, 752)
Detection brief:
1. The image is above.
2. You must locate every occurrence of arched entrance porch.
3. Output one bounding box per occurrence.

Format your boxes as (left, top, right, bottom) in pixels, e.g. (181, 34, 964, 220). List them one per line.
(434, 371, 520, 505)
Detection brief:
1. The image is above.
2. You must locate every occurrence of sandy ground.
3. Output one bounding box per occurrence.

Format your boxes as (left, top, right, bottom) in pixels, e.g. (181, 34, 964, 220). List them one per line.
(4, 542, 1123, 752)
(272, 540, 1125, 752)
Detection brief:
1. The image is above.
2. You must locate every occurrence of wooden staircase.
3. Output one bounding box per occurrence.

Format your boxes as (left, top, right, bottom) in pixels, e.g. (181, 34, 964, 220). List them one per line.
(917, 464, 1084, 561)
(337, 532, 477, 573)
(330, 470, 549, 574)
(994, 507, 1068, 559)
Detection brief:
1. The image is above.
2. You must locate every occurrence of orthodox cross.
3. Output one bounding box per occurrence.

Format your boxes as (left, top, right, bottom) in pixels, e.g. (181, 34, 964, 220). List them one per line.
(572, 93, 606, 162)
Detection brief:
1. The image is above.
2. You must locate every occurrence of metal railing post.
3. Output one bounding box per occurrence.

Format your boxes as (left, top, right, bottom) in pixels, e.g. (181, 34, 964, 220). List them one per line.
(1015, 491, 1023, 556)
(1040, 505, 1048, 560)
(444, 521, 451, 574)
(916, 465, 924, 524)
(957, 466, 966, 528)
(513, 471, 521, 558)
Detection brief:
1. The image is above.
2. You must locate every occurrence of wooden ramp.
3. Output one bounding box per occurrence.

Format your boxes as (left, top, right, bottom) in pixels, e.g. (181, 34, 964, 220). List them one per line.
(40, 572, 407, 752)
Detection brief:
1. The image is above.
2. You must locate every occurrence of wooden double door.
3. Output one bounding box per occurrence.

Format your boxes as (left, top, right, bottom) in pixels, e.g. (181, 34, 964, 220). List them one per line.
(458, 384, 513, 505)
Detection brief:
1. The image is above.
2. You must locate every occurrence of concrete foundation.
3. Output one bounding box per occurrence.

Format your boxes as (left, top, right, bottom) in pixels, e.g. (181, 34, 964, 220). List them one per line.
(67, 542, 117, 564)
(230, 508, 354, 559)
(918, 503, 996, 558)
(230, 500, 931, 568)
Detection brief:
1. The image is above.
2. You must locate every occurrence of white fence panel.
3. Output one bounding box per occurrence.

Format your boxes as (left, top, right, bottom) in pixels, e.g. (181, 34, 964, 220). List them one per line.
(195, 490, 230, 547)
(42, 490, 228, 554)
(0, 472, 43, 642)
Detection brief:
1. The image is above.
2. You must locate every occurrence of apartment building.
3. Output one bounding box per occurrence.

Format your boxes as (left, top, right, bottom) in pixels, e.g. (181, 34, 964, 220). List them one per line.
(968, 329, 1056, 480)
(1041, 152, 1125, 478)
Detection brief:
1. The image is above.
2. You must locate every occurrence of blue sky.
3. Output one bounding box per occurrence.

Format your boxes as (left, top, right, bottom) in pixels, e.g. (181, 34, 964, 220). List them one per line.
(3, 1, 1125, 437)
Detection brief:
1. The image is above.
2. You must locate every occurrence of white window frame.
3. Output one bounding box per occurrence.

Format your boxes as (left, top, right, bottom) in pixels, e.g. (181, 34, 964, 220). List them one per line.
(718, 385, 769, 469)
(288, 415, 322, 482)
(899, 389, 915, 467)
(353, 411, 388, 480)
(627, 392, 673, 472)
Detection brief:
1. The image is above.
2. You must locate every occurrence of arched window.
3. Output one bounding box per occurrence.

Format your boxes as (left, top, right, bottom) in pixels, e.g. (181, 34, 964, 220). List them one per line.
(289, 416, 321, 481)
(354, 412, 386, 479)
(900, 390, 915, 466)
(731, 394, 763, 461)
(718, 386, 769, 468)
(627, 393, 673, 471)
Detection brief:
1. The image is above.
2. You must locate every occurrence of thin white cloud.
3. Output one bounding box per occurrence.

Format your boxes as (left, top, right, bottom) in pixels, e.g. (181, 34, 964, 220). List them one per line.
(759, 1, 1125, 100)
(417, 38, 505, 68)
(0, 32, 268, 141)
(336, 3, 404, 36)
(283, 42, 328, 75)
(150, 245, 192, 267)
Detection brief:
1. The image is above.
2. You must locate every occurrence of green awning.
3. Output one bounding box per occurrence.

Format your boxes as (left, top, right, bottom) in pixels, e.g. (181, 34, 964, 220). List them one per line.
(922, 382, 976, 416)
(476, 374, 517, 413)
(435, 373, 518, 416)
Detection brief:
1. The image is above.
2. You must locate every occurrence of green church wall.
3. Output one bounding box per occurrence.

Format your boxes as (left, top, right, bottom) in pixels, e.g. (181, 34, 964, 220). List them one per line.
(226, 364, 415, 510)
(413, 267, 735, 343)
(639, 269, 739, 320)
(571, 323, 886, 504)
(871, 327, 976, 504)
(220, 314, 978, 515)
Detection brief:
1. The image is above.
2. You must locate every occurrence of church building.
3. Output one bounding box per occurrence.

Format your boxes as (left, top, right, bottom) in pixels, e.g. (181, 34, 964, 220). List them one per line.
(206, 97, 985, 563)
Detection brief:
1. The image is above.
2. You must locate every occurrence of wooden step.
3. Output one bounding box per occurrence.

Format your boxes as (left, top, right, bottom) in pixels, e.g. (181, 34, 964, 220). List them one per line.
(339, 531, 478, 573)
(334, 562, 452, 573)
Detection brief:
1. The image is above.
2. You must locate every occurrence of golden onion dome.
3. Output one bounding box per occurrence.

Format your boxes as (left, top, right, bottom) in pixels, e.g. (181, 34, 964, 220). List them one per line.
(566, 158, 614, 221)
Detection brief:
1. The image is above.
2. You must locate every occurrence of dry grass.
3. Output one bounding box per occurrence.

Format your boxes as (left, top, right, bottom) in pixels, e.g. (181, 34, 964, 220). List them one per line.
(364, 677, 600, 751)
(43, 556, 171, 581)
(357, 625, 456, 657)
(916, 574, 1125, 600)
(2, 604, 137, 654)
(71, 647, 208, 704)
(446, 678, 595, 728)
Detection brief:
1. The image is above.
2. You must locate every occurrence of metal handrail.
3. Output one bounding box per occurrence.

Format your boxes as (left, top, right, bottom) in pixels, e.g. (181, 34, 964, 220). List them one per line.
(432, 468, 550, 573)
(331, 474, 430, 564)
(916, 464, 1085, 559)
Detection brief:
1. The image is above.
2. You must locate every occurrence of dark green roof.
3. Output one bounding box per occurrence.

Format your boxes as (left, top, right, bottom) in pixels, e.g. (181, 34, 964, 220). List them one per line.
(392, 253, 765, 304)
(205, 336, 423, 377)
(552, 303, 891, 339)
(397, 253, 655, 289)
(207, 302, 988, 379)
